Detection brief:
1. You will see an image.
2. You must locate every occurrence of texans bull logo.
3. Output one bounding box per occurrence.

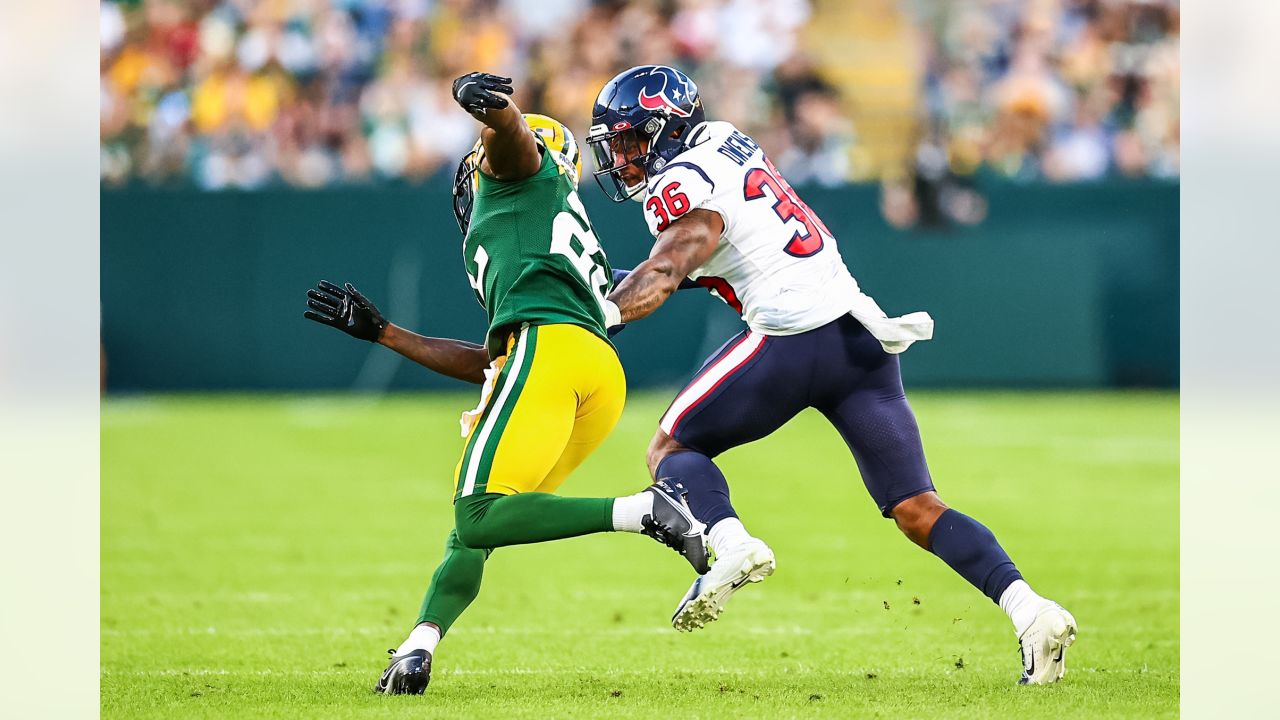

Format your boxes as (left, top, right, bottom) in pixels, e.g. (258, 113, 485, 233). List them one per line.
(638, 71, 695, 118)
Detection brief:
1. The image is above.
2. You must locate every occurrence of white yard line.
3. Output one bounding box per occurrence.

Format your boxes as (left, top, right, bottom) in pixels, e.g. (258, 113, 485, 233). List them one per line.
(102, 624, 843, 638)
(101, 666, 1174, 677)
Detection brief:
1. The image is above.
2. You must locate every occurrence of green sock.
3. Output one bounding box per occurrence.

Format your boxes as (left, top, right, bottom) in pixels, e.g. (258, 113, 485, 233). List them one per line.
(416, 529, 490, 635)
(454, 492, 614, 549)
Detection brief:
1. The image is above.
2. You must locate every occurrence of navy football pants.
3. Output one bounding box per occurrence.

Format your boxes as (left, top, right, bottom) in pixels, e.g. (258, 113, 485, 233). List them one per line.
(659, 314, 935, 516)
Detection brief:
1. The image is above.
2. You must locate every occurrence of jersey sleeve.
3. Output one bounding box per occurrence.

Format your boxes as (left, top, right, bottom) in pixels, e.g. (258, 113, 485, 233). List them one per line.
(641, 161, 726, 238)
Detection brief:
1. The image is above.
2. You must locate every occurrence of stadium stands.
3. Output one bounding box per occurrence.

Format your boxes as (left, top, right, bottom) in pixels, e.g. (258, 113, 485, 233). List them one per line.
(99, 0, 1178, 189)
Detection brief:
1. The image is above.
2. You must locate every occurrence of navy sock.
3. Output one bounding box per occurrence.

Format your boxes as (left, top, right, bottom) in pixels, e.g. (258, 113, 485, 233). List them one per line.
(927, 508, 1023, 603)
(654, 451, 738, 528)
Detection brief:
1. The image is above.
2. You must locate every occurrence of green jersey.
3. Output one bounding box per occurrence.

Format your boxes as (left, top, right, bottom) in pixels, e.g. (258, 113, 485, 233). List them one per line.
(463, 148, 614, 357)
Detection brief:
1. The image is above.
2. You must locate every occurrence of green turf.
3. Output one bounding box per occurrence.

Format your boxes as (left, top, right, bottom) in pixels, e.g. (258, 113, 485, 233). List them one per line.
(102, 391, 1178, 718)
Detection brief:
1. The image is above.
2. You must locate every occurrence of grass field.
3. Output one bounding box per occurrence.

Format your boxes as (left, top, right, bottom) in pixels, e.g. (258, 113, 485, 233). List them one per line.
(101, 390, 1178, 718)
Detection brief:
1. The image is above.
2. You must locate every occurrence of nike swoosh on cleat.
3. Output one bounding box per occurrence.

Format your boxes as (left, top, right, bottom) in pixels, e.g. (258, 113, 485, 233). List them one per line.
(378, 664, 402, 688)
(378, 655, 425, 692)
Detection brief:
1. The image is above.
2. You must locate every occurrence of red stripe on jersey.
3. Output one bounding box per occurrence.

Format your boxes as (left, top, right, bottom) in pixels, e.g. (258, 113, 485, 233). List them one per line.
(695, 276, 743, 314)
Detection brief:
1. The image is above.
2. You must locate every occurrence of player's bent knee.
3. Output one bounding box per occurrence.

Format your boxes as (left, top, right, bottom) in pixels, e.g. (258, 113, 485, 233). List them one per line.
(453, 496, 499, 550)
(645, 430, 688, 477)
(890, 492, 949, 548)
(453, 520, 496, 550)
(451, 520, 481, 550)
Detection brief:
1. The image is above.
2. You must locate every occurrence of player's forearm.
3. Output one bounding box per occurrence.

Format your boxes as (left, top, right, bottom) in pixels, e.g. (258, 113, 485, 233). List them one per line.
(477, 101, 539, 180)
(611, 211, 721, 322)
(608, 259, 681, 323)
(378, 324, 489, 384)
(612, 268, 701, 290)
(470, 96, 522, 132)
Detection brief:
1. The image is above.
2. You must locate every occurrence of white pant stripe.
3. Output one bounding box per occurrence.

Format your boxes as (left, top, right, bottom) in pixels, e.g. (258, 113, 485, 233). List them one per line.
(460, 325, 531, 497)
(659, 333, 765, 436)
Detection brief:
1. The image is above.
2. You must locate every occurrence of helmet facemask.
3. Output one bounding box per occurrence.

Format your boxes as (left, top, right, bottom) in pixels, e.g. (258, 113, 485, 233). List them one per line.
(587, 117, 665, 203)
(452, 143, 482, 235)
(588, 112, 703, 203)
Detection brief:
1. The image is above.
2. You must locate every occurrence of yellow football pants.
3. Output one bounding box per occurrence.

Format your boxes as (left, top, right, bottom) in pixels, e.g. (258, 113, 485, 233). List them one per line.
(453, 323, 626, 499)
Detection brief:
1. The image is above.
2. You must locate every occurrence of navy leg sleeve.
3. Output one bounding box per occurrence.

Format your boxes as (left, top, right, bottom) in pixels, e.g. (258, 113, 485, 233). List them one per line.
(927, 508, 1024, 603)
(655, 450, 738, 529)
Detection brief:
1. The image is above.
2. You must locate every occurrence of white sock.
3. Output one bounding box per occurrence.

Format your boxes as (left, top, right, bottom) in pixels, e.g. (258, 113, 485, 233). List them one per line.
(999, 579, 1050, 637)
(395, 622, 441, 657)
(611, 491, 653, 533)
(707, 517, 752, 558)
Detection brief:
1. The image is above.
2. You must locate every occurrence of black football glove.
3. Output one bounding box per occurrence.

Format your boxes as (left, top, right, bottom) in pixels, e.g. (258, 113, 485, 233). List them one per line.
(304, 280, 387, 342)
(452, 72, 514, 113)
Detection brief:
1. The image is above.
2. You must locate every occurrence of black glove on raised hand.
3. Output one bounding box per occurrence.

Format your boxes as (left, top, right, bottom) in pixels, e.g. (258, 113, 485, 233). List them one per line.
(452, 72, 514, 113)
(304, 280, 388, 342)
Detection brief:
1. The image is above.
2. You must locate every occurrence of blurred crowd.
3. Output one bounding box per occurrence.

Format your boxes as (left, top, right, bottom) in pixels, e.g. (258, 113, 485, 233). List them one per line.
(918, 0, 1179, 183)
(100, 0, 1179, 192)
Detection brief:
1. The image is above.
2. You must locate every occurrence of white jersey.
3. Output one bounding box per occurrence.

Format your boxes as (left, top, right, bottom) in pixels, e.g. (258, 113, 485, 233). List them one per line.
(640, 121, 932, 351)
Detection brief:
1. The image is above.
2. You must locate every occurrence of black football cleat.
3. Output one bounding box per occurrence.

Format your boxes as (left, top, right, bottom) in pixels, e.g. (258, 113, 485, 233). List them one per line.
(374, 648, 431, 695)
(641, 484, 710, 574)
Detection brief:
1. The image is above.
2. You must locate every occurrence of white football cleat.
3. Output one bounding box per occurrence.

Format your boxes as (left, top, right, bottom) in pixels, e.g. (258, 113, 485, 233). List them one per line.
(671, 539, 775, 632)
(1018, 603, 1078, 685)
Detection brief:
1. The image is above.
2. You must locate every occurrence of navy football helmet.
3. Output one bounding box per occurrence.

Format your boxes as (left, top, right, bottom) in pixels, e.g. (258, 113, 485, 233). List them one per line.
(587, 65, 706, 202)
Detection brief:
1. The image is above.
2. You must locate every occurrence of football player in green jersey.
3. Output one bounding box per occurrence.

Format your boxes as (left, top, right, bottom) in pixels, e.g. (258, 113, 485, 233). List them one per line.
(304, 72, 708, 695)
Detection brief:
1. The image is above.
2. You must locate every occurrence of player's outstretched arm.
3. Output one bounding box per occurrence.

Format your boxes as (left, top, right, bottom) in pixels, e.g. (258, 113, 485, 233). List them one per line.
(452, 72, 541, 181)
(612, 268, 701, 290)
(304, 280, 489, 384)
(608, 209, 724, 323)
(377, 324, 489, 385)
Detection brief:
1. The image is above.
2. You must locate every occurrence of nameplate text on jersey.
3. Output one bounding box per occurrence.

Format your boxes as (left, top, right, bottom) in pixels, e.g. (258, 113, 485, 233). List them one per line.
(716, 131, 760, 166)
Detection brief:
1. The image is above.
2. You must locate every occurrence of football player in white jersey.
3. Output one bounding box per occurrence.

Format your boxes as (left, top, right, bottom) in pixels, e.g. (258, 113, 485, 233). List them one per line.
(587, 65, 1077, 685)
